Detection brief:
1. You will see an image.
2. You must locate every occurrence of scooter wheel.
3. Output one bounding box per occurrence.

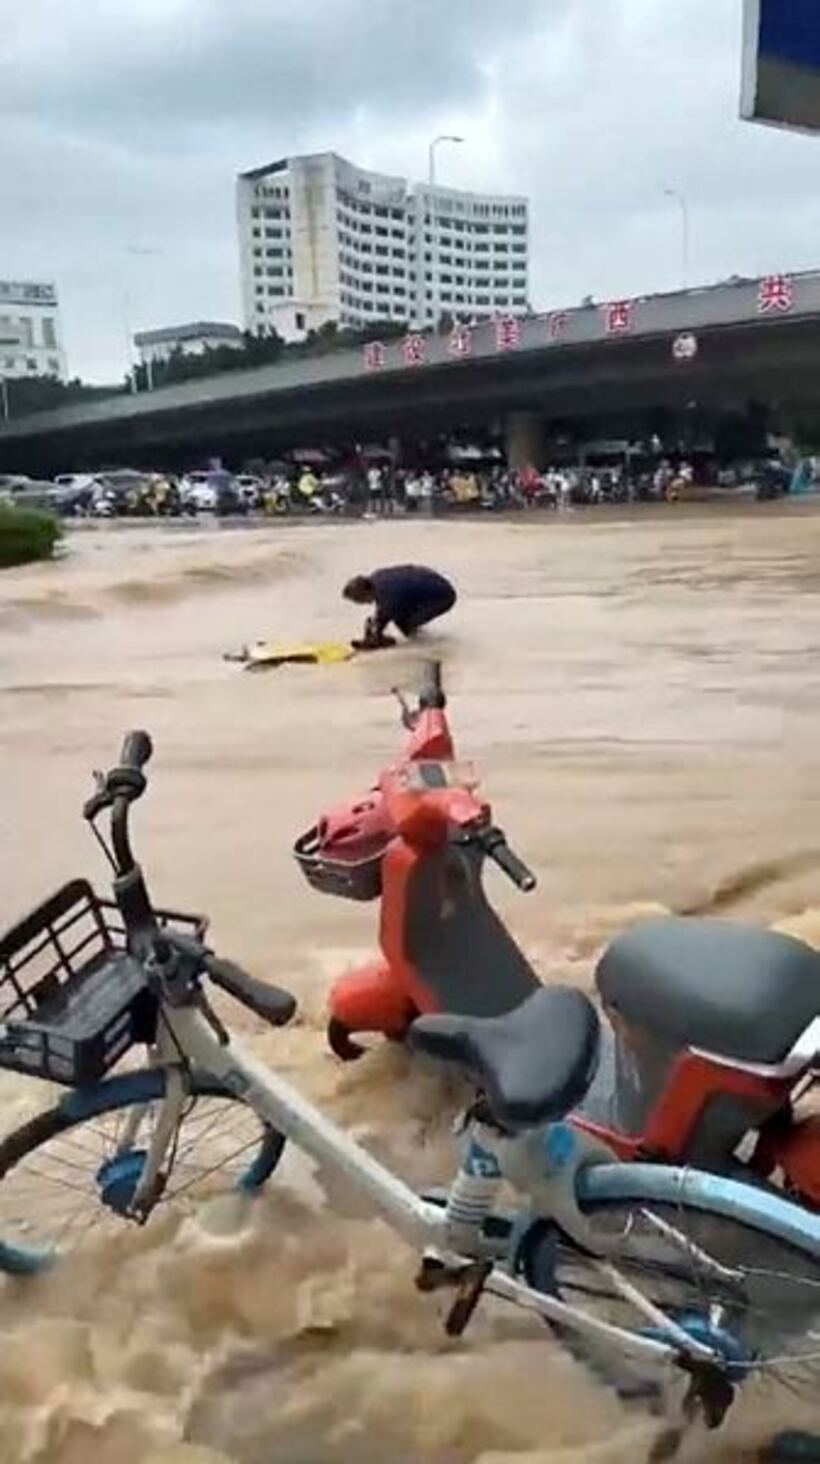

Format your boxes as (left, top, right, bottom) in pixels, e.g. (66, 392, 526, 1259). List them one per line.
(327, 1018, 366, 1062)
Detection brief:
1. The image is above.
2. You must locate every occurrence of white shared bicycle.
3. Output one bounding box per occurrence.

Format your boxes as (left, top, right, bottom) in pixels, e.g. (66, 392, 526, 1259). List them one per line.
(0, 731, 818, 1450)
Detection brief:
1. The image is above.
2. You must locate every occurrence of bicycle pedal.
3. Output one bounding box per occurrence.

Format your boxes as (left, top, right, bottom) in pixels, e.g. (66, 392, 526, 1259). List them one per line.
(444, 1260, 493, 1337)
(415, 1254, 454, 1293)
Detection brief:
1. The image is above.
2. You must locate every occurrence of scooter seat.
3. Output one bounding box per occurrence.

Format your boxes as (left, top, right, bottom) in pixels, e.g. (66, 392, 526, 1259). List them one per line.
(408, 986, 600, 1130)
(597, 917, 820, 1064)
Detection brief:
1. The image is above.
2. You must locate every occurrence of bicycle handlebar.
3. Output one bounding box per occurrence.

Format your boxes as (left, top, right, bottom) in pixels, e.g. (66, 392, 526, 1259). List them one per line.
(204, 954, 296, 1026)
(120, 730, 153, 772)
(109, 729, 152, 877)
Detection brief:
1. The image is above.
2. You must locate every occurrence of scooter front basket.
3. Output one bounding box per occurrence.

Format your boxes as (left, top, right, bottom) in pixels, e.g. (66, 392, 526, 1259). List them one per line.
(293, 827, 384, 902)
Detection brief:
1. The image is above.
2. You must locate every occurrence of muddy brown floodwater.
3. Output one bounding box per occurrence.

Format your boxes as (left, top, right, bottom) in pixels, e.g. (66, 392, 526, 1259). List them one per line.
(1, 506, 820, 1464)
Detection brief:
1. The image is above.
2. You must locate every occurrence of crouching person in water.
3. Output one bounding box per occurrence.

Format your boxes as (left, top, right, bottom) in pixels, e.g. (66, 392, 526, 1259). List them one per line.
(344, 564, 456, 650)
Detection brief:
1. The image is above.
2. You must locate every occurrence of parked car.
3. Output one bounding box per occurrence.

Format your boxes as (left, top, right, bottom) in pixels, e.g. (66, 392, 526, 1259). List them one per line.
(0, 475, 62, 512)
(52, 473, 98, 515)
(90, 470, 153, 516)
(179, 470, 241, 514)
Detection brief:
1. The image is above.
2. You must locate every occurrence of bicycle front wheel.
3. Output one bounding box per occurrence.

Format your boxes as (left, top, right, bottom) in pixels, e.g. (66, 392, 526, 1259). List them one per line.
(0, 1068, 285, 1274)
(520, 1165, 820, 1407)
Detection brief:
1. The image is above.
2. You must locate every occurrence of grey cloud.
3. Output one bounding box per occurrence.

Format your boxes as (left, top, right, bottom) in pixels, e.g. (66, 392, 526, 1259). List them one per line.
(3, 0, 552, 148)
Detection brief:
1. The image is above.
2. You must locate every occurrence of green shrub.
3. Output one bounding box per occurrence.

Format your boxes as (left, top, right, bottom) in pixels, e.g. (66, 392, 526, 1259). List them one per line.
(0, 505, 62, 568)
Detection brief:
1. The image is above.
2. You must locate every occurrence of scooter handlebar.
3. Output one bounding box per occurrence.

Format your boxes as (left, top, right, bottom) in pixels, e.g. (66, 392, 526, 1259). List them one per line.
(479, 828, 537, 892)
(419, 660, 446, 710)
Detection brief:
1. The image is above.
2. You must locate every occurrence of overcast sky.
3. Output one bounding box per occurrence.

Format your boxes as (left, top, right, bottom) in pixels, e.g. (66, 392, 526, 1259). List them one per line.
(3, 0, 819, 382)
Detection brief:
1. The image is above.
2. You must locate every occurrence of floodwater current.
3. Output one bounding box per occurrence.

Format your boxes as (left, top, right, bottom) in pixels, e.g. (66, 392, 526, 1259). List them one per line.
(1, 506, 819, 1463)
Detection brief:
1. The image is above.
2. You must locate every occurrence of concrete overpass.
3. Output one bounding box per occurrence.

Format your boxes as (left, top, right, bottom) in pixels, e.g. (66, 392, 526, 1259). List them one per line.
(3, 269, 820, 474)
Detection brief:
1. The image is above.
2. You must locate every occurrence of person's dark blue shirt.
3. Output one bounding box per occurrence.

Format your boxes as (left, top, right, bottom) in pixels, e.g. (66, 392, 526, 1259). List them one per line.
(370, 565, 455, 635)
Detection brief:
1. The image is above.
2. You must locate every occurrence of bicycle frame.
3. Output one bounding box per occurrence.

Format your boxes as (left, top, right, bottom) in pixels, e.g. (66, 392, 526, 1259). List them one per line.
(141, 999, 708, 1377)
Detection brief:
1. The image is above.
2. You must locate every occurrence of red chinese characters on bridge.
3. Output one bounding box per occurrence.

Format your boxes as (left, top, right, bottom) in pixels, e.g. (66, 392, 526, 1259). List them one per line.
(494, 314, 522, 352)
(603, 300, 633, 335)
(402, 332, 427, 367)
(448, 322, 472, 359)
(757, 274, 794, 314)
(363, 340, 385, 371)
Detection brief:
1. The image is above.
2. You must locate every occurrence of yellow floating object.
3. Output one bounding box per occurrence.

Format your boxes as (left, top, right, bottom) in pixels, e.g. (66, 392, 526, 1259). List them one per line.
(226, 640, 355, 669)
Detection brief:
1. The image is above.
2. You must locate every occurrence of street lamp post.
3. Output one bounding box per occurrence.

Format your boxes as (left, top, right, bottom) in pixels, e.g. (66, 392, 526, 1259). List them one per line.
(123, 245, 160, 390)
(0, 376, 9, 421)
(663, 188, 690, 289)
(427, 134, 464, 331)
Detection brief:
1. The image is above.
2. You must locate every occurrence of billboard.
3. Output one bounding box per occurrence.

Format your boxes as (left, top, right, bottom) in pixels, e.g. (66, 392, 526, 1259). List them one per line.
(741, 0, 820, 134)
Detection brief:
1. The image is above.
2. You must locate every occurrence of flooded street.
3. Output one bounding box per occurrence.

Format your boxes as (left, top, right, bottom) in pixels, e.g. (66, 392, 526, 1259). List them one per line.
(1, 505, 820, 1464)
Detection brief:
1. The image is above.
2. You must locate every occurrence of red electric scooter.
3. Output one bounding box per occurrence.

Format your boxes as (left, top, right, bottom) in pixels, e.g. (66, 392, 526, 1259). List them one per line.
(294, 661, 541, 1059)
(294, 663, 820, 1209)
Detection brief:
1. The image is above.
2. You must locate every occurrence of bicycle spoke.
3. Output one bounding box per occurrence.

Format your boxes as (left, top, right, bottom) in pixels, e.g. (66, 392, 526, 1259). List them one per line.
(162, 1136, 263, 1201)
(0, 1083, 275, 1260)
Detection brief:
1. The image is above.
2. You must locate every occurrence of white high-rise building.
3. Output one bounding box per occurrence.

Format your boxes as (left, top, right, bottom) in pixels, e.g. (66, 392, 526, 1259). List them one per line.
(237, 152, 530, 342)
(0, 279, 67, 380)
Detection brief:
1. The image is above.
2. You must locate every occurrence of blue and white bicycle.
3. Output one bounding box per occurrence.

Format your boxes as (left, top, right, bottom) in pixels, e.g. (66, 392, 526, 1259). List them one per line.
(0, 731, 818, 1444)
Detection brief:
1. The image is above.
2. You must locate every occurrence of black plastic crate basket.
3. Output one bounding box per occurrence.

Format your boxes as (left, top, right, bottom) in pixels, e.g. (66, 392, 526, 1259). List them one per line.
(0, 879, 206, 1087)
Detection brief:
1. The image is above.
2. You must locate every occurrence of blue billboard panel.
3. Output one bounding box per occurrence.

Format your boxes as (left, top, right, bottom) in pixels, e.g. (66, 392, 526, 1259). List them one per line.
(741, 0, 820, 133)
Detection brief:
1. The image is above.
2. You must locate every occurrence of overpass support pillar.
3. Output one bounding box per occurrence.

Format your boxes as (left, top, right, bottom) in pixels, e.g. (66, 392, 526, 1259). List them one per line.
(505, 411, 545, 471)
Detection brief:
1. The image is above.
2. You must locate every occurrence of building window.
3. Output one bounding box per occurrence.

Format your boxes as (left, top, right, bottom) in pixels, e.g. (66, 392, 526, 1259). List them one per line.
(295, 311, 306, 330)
(253, 266, 262, 277)
(513, 295, 527, 306)
(476, 295, 489, 306)
(48, 356, 60, 373)
(495, 296, 509, 306)
(512, 225, 526, 236)
(42, 317, 56, 348)
(26, 357, 37, 371)
(252, 228, 261, 239)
